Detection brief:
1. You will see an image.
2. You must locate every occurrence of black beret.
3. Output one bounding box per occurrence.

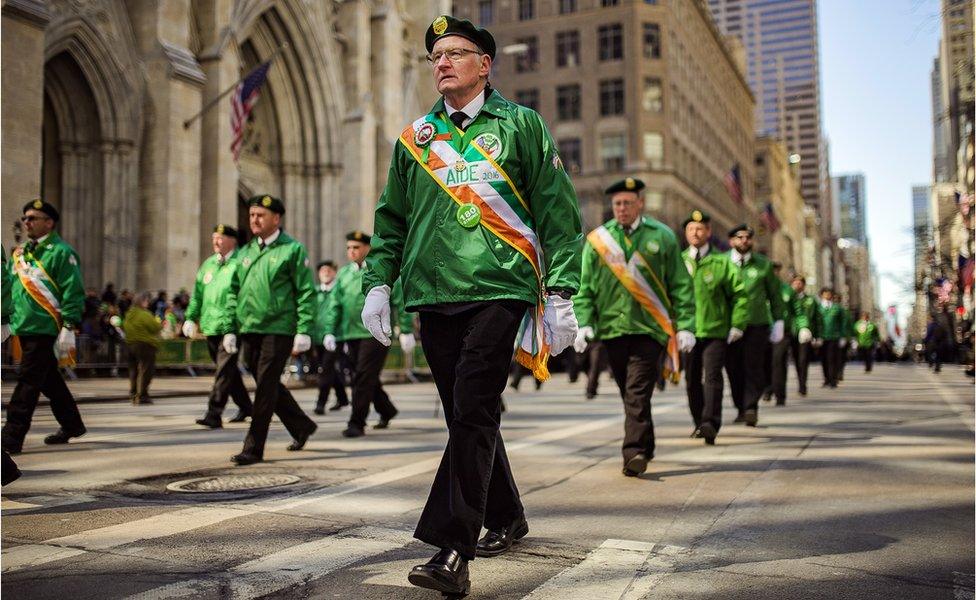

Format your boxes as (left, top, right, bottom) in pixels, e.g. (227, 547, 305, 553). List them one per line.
(604, 177, 645, 195)
(316, 260, 337, 270)
(425, 15, 496, 60)
(728, 224, 754, 237)
(681, 209, 711, 229)
(23, 199, 59, 222)
(246, 194, 285, 215)
(213, 224, 239, 238)
(346, 230, 372, 245)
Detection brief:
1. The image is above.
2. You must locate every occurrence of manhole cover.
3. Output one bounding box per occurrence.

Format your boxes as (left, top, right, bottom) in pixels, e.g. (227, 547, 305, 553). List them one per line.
(166, 474, 301, 494)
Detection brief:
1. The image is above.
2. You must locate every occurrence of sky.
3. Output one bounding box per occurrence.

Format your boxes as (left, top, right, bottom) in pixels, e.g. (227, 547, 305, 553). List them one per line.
(819, 0, 942, 324)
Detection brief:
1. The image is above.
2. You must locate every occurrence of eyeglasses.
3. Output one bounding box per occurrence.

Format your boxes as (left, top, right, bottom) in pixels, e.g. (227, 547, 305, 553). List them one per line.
(20, 215, 50, 223)
(426, 48, 483, 65)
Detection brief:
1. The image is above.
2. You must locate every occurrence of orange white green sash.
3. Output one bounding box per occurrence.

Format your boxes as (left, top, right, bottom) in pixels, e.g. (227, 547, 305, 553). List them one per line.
(587, 225, 681, 382)
(400, 115, 552, 380)
(12, 246, 74, 366)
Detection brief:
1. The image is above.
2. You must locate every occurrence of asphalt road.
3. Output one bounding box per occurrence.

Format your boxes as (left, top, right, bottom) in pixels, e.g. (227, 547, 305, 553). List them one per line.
(1, 362, 973, 600)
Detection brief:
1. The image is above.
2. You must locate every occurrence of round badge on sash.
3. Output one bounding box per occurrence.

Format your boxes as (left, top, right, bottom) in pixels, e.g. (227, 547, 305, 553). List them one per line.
(415, 122, 435, 147)
(456, 204, 482, 229)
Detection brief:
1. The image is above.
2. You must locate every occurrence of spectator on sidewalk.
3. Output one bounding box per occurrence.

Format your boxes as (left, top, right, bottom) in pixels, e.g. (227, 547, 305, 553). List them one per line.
(123, 292, 162, 405)
(101, 282, 118, 305)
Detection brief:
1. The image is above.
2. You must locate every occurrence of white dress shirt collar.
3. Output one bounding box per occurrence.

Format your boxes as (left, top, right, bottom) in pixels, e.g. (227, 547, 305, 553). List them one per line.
(691, 243, 711, 259)
(445, 89, 487, 129)
(260, 229, 281, 246)
(731, 249, 751, 265)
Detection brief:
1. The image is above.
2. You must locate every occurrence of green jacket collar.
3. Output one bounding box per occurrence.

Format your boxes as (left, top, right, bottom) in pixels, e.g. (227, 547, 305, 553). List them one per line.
(428, 87, 510, 120)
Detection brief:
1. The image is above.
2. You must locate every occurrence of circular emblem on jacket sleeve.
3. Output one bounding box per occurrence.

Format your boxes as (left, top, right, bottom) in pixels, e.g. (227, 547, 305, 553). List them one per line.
(203, 271, 214, 284)
(415, 122, 435, 147)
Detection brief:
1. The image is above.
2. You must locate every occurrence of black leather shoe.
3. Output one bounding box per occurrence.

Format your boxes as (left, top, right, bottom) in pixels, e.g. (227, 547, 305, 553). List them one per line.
(744, 410, 758, 427)
(733, 413, 746, 423)
(698, 422, 717, 445)
(408, 548, 470, 596)
(196, 417, 222, 429)
(690, 427, 703, 438)
(342, 426, 364, 438)
(231, 452, 262, 465)
(374, 408, 398, 430)
(328, 401, 349, 412)
(476, 516, 529, 557)
(287, 423, 317, 451)
(228, 410, 249, 423)
(2, 435, 22, 455)
(585, 391, 596, 400)
(313, 405, 325, 416)
(44, 426, 87, 445)
(623, 453, 649, 477)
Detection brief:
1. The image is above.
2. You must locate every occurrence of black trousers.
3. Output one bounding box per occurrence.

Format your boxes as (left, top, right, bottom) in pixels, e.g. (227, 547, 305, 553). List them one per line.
(790, 338, 811, 394)
(821, 340, 840, 386)
(203, 336, 252, 419)
(239, 334, 315, 458)
(3, 335, 85, 445)
(604, 335, 663, 461)
(585, 342, 609, 396)
(684, 337, 726, 431)
(126, 342, 157, 400)
(769, 335, 791, 403)
(315, 345, 348, 409)
(726, 324, 770, 415)
(346, 338, 395, 430)
(414, 302, 526, 561)
(860, 346, 875, 372)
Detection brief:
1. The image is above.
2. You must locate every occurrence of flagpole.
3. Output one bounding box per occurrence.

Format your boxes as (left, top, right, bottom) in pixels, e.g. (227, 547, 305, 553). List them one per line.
(182, 42, 289, 130)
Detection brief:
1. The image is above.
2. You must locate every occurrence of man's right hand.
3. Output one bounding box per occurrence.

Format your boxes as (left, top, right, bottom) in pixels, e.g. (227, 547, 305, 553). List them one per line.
(182, 320, 198, 339)
(573, 326, 594, 354)
(222, 333, 238, 354)
(798, 327, 813, 344)
(323, 334, 337, 352)
(361, 285, 392, 346)
(726, 327, 744, 345)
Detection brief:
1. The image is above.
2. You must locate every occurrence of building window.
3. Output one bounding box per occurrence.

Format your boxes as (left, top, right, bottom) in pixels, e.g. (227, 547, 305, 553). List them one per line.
(557, 84, 582, 121)
(602, 0, 620, 6)
(519, 0, 534, 20)
(555, 30, 580, 67)
(643, 132, 663, 169)
(598, 24, 623, 61)
(599, 78, 625, 116)
(558, 138, 582, 174)
(560, 0, 577, 13)
(600, 133, 627, 171)
(515, 36, 539, 72)
(642, 77, 662, 112)
(478, 0, 493, 25)
(515, 89, 539, 111)
(643, 23, 661, 59)
(644, 0, 658, 4)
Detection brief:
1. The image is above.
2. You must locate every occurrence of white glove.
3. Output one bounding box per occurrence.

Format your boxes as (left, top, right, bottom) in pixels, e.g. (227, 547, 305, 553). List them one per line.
(292, 333, 312, 354)
(769, 320, 784, 344)
(1, 324, 9, 343)
(109, 315, 123, 328)
(798, 327, 813, 344)
(726, 327, 744, 345)
(361, 285, 392, 346)
(839, 338, 847, 348)
(398, 333, 416, 353)
(573, 325, 595, 353)
(677, 330, 696, 353)
(543, 295, 579, 356)
(222, 333, 238, 354)
(851, 341, 859, 351)
(57, 327, 76, 354)
(182, 320, 198, 339)
(323, 334, 337, 352)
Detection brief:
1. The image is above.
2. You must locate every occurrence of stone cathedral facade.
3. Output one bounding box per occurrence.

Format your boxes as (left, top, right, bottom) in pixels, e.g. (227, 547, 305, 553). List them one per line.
(2, 0, 444, 291)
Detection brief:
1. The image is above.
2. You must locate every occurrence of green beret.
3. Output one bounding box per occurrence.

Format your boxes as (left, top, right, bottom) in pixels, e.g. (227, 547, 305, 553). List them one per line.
(604, 177, 645, 195)
(682, 210, 711, 229)
(23, 199, 59, 222)
(728, 224, 755, 238)
(346, 230, 372, 245)
(213, 224, 239, 238)
(425, 15, 496, 60)
(246, 194, 285, 215)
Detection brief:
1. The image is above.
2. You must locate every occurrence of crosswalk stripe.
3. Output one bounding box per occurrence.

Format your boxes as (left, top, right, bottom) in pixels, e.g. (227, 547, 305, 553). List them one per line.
(520, 539, 673, 600)
(2, 414, 627, 573)
(124, 527, 414, 600)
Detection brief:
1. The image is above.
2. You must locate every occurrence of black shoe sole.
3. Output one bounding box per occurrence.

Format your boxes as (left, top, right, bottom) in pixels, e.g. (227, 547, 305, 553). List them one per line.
(407, 570, 470, 596)
(196, 420, 223, 429)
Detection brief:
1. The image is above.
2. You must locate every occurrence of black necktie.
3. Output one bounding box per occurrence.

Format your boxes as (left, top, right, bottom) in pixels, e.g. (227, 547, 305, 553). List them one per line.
(450, 111, 468, 130)
(258, 240, 265, 251)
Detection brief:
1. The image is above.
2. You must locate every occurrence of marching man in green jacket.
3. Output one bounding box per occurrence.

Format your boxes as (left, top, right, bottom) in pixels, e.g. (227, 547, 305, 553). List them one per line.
(226, 195, 317, 466)
(2, 200, 87, 454)
(680, 210, 748, 445)
(311, 259, 348, 414)
(322, 231, 414, 437)
(183, 224, 253, 428)
(853, 310, 880, 373)
(574, 178, 696, 472)
(724, 225, 786, 427)
(790, 274, 818, 395)
(767, 263, 795, 406)
(817, 286, 846, 388)
(362, 16, 582, 596)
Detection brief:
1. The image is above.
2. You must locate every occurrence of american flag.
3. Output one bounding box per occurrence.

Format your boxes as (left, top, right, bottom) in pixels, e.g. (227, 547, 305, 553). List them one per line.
(724, 163, 743, 204)
(230, 61, 271, 161)
(759, 202, 781, 232)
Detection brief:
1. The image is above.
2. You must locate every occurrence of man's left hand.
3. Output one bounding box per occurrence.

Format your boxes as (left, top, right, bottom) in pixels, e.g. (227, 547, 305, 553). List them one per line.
(769, 320, 785, 344)
(292, 334, 312, 355)
(543, 295, 579, 356)
(57, 327, 76, 354)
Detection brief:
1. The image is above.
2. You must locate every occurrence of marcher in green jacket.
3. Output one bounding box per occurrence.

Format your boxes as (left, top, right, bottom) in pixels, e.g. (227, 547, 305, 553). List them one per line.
(789, 275, 818, 395)
(766, 269, 797, 405)
(123, 293, 162, 406)
(682, 248, 748, 340)
(817, 287, 846, 387)
(311, 259, 348, 414)
(2, 247, 11, 341)
(835, 294, 855, 381)
(2, 201, 87, 454)
(183, 225, 253, 428)
(853, 311, 881, 373)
